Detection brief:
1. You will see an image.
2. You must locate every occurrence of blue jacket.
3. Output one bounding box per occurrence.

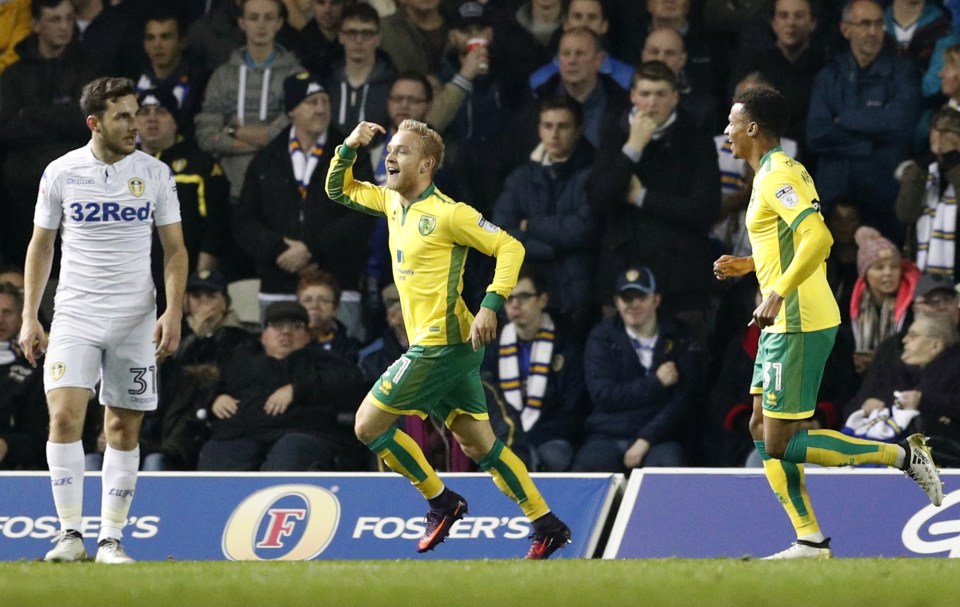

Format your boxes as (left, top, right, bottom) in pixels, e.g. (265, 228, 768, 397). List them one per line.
(583, 315, 700, 444)
(528, 53, 634, 91)
(492, 140, 600, 321)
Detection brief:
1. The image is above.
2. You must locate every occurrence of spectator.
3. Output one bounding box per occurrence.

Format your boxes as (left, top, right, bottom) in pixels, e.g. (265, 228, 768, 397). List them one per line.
(492, 95, 600, 330)
(135, 10, 209, 137)
(198, 301, 368, 471)
(590, 61, 720, 342)
(484, 268, 589, 471)
(642, 25, 718, 132)
(0, 282, 48, 470)
(528, 0, 634, 91)
(0, 0, 30, 75)
(379, 0, 448, 76)
(136, 88, 231, 311)
(297, 268, 362, 361)
(511, 0, 562, 65)
(847, 226, 921, 375)
(806, 0, 920, 239)
(896, 107, 960, 283)
(325, 2, 396, 132)
(0, 0, 94, 267)
(69, 0, 146, 79)
(825, 199, 864, 322)
(298, 0, 345, 76)
(844, 272, 960, 420)
(503, 27, 630, 172)
(730, 0, 827, 160)
(232, 71, 375, 336)
(572, 267, 700, 471)
(884, 0, 950, 74)
(847, 313, 960, 463)
(194, 0, 303, 200)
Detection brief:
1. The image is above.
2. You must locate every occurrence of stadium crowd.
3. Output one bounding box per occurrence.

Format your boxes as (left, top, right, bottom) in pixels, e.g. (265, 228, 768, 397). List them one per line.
(2, 0, 960, 474)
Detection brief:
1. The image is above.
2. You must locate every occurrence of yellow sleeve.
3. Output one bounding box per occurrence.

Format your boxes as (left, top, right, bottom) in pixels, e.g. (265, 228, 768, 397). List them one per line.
(324, 144, 387, 217)
(448, 204, 525, 309)
(772, 211, 833, 297)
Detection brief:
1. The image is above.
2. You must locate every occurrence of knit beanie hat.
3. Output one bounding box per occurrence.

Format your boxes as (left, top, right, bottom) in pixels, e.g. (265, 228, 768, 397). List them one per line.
(855, 226, 900, 277)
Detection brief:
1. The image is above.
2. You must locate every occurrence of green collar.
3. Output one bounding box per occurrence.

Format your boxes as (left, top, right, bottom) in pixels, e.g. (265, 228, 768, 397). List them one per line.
(759, 145, 783, 169)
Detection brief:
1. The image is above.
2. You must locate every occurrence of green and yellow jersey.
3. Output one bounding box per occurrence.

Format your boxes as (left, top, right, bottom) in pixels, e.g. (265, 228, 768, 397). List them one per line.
(326, 144, 524, 346)
(746, 146, 840, 334)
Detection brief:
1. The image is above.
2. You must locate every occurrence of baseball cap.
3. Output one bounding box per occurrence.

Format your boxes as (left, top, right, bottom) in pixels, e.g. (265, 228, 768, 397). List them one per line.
(448, 0, 492, 30)
(283, 71, 327, 113)
(137, 87, 181, 127)
(616, 267, 657, 295)
(264, 301, 309, 326)
(186, 269, 227, 294)
(914, 273, 958, 300)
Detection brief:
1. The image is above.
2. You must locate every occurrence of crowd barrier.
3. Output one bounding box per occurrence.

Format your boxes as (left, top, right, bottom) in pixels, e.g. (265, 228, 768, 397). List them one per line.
(2, 469, 957, 560)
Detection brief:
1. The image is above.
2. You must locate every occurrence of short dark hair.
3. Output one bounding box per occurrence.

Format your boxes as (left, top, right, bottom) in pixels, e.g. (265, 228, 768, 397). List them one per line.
(341, 2, 380, 28)
(393, 71, 434, 103)
(538, 95, 584, 128)
(144, 9, 187, 39)
(517, 264, 550, 296)
(31, 0, 70, 20)
(733, 87, 790, 140)
(0, 282, 23, 314)
(631, 60, 678, 90)
(80, 77, 137, 118)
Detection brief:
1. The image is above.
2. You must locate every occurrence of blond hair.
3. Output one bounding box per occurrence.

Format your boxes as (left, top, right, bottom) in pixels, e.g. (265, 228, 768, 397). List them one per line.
(397, 119, 445, 176)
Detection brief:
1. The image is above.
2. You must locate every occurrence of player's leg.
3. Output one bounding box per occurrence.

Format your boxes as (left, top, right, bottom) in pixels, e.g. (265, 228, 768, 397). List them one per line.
(44, 387, 93, 562)
(447, 371, 571, 560)
(93, 314, 157, 564)
(42, 316, 103, 562)
(761, 328, 941, 505)
(749, 396, 830, 559)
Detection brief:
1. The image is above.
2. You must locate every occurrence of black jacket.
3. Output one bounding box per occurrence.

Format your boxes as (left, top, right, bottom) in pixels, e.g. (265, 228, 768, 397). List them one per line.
(233, 126, 376, 295)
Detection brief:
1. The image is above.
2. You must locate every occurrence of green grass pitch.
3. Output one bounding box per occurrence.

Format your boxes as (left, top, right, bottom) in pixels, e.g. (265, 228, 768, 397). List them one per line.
(1, 559, 958, 607)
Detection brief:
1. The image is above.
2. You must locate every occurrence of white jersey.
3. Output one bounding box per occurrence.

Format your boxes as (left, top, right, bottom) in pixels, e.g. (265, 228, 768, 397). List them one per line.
(34, 143, 181, 318)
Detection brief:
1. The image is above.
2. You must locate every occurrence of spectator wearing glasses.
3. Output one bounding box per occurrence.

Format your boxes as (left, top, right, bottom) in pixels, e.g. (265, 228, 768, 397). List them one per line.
(297, 268, 361, 362)
(197, 301, 368, 471)
(324, 2, 397, 132)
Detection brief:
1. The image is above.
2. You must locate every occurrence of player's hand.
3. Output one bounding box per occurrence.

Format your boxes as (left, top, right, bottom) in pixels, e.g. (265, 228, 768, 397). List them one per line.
(750, 291, 783, 329)
(345, 121, 386, 148)
(276, 238, 312, 273)
(623, 438, 651, 469)
(655, 361, 679, 387)
(264, 384, 294, 416)
(469, 307, 498, 352)
(211, 394, 239, 419)
(154, 309, 183, 361)
(713, 255, 754, 280)
(18, 316, 47, 368)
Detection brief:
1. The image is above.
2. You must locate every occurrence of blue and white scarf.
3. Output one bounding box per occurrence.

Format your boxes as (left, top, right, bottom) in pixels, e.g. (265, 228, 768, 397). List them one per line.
(498, 314, 555, 432)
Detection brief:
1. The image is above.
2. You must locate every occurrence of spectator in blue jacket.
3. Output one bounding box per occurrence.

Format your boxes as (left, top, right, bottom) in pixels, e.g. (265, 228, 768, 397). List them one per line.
(572, 268, 701, 472)
(806, 0, 921, 240)
(492, 94, 600, 331)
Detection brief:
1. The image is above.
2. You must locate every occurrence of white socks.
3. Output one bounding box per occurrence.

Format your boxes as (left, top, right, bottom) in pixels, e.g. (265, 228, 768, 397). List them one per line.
(47, 441, 85, 532)
(99, 445, 140, 542)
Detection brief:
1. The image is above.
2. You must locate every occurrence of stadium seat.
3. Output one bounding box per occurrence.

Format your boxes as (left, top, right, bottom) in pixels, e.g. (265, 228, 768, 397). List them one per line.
(227, 278, 261, 330)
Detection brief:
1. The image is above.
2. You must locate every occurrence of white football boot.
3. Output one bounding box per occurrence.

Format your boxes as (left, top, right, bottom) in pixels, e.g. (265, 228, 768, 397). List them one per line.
(44, 530, 87, 562)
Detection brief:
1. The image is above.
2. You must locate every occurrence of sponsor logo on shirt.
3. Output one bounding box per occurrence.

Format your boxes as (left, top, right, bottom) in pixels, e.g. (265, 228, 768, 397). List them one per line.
(66, 177, 95, 185)
(68, 201, 152, 222)
(775, 185, 798, 208)
(477, 217, 499, 233)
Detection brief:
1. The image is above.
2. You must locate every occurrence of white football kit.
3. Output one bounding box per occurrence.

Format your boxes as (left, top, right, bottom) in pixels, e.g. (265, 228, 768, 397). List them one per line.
(35, 143, 181, 409)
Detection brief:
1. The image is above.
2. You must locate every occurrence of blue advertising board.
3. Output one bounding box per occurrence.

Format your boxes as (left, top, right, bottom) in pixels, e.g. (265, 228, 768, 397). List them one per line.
(0, 472, 621, 561)
(604, 468, 960, 558)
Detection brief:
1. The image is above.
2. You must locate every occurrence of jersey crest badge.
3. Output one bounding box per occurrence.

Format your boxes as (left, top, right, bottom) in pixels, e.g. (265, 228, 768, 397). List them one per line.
(49, 362, 65, 381)
(477, 217, 499, 233)
(128, 178, 145, 197)
(172, 159, 187, 173)
(418, 215, 437, 236)
(775, 185, 798, 208)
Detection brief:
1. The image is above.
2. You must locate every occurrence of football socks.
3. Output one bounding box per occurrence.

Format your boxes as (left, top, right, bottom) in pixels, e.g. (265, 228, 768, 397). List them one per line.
(47, 441, 85, 532)
(99, 445, 140, 542)
(477, 439, 550, 521)
(368, 426, 444, 500)
(783, 429, 900, 467)
(756, 440, 822, 538)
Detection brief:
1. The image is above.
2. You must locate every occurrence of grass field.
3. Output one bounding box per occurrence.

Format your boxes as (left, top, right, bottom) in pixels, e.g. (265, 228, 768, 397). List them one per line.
(0, 559, 957, 607)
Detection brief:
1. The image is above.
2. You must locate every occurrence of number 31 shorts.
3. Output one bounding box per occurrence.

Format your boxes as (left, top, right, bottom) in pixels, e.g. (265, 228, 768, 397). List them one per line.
(43, 311, 158, 411)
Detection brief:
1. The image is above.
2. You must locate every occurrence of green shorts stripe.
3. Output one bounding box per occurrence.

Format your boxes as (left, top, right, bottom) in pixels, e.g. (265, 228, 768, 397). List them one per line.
(751, 326, 837, 419)
(371, 343, 487, 424)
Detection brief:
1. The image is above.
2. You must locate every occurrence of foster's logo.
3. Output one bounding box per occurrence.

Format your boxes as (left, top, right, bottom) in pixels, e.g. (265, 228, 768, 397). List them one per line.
(902, 489, 960, 556)
(222, 484, 340, 561)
